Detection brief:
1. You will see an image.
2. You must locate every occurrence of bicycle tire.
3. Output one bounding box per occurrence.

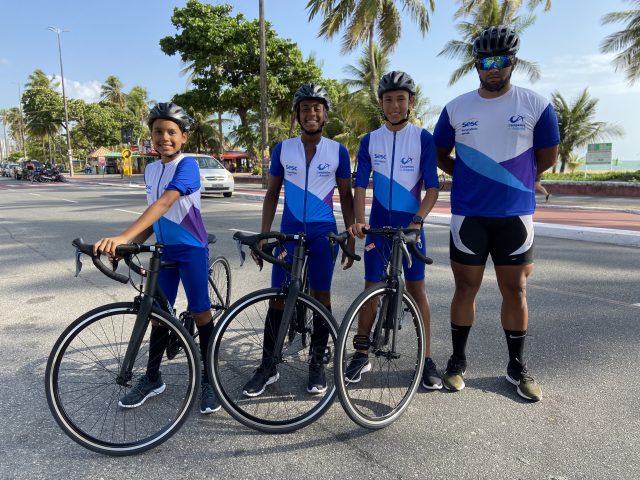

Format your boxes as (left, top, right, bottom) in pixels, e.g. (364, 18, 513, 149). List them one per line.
(45, 302, 200, 456)
(209, 255, 231, 312)
(207, 288, 338, 433)
(335, 285, 425, 429)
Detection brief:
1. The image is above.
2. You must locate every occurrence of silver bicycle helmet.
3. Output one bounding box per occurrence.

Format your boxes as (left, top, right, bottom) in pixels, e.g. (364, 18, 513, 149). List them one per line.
(147, 102, 192, 132)
(472, 25, 520, 58)
(377, 71, 416, 99)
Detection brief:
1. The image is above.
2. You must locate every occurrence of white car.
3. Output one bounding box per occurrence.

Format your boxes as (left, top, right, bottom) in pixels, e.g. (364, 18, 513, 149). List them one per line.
(189, 154, 234, 197)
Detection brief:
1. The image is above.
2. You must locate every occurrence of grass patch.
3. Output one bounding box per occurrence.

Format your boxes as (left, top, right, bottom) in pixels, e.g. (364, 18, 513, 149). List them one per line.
(542, 171, 640, 182)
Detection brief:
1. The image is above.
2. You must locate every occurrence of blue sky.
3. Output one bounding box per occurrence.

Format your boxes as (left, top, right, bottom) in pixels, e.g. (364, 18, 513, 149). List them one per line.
(1, 0, 638, 160)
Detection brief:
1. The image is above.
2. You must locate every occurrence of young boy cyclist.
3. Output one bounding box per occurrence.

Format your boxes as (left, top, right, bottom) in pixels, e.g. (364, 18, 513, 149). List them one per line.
(347, 71, 442, 390)
(93, 102, 221, 414)
(244, 84, 356, 397)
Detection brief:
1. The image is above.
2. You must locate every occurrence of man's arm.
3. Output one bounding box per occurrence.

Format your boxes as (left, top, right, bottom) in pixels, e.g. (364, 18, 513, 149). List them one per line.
(260, 175, 283, 234)
(408, 187, 439, 229)
(436, 146, 455, 176)
(336, 177, 356, 269)
(535, 145, 559, 177)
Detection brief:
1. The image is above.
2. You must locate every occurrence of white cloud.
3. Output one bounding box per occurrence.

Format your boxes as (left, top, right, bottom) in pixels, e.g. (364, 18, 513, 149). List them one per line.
(0, 58, 10, 65)
(50, 75, 102, 103)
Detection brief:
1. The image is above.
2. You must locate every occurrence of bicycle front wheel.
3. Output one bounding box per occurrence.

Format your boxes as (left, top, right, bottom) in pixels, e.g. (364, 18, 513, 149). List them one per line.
(209, 255, 231, 314)
(45, 302, 200, 456)
(208, 288, 338, 433)
(335, 285, 425, 429)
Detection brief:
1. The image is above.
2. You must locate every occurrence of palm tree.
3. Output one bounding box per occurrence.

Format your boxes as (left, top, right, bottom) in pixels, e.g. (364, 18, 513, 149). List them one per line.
(306, 0, 435, 99)
(100, 75, 126, 108)
(551, 88, 624, 173)
(439, 0, 548, 85)
(342, 42, 390, 102)
(601, 0, 640, 84)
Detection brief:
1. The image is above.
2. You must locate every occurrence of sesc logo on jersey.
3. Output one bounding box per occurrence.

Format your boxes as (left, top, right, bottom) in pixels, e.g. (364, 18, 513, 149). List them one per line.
(373, 153, 386, 166)
(461, 119, 479, 136)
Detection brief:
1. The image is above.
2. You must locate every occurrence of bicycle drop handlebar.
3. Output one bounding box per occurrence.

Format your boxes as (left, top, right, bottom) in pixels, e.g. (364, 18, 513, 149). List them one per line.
(233, 230, 360, 269)
(72, 238, 156, 284)
(362, 227, 433, 265)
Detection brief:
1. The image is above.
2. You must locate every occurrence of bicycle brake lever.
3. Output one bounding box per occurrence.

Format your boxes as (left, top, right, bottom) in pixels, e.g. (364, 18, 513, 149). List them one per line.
(400, 241, 412, 269)
(235, 239, 246, 267)
(74, 249, 83, 277)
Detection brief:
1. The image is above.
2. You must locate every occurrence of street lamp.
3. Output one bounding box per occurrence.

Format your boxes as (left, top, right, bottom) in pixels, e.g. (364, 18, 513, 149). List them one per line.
(48, 26, 74, 177)
(12, 82, 26, 156)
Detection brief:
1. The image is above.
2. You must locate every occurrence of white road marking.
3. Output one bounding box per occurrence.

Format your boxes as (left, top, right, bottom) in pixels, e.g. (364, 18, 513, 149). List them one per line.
(28, 193, 41, 196)
(115, 208, 143, 215)
(633, 303, 640, 308)
(61, 199, 78, 203)
(229, 228, 259, 234)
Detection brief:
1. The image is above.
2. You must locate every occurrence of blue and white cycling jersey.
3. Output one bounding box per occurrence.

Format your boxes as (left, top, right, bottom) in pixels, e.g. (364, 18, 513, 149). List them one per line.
(144, 154, 208, 247)
(270, 136, 351, 231)
(354, 123, 439, 227)
(433, 85, 560, 217)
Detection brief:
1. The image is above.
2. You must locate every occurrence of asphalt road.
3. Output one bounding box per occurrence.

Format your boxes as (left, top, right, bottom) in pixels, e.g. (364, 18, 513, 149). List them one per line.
(1, 177, 639, 480)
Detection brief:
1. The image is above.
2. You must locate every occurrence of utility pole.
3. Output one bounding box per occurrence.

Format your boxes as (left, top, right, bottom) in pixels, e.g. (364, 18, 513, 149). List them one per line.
(49, 27, 74, 177)
(259, 0, 269, 188)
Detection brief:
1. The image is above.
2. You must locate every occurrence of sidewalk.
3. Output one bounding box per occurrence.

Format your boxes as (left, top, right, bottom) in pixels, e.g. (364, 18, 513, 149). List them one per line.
(68, 173, 640, 247)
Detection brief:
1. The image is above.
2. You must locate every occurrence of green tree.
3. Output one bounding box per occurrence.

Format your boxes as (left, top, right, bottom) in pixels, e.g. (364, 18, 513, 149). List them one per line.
(439, 0, 549, 85)
(101, 75, 127, 108)
(71, 100, 136, 150)
(307, 0, 435, 99)
(601, 0, 640, 84)
(160, 1, 322, 159)
(2, 107, 25, 150)
(551, 88, 624, 173)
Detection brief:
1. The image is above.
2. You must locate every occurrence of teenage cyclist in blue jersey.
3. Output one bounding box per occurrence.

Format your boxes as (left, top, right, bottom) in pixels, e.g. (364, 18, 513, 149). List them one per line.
(93, 102, 221, 414)
(347, 71, 442, 390)
(433, 26, 560, 402)
(244, 84, 356, 397)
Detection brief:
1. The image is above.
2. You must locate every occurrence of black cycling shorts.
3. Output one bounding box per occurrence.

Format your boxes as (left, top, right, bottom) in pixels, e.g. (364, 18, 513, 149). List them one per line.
(449, 214, 534, 266)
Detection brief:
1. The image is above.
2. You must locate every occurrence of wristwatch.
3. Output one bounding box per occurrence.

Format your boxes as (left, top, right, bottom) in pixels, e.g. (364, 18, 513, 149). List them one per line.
(411, 214, 424, 226)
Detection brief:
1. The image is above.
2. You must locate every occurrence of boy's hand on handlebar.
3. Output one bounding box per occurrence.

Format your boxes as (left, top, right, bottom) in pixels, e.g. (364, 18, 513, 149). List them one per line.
(341, 236, 356, 270)
(250, 238, 266, 270)
(348, 222, 369, 240)
(93, 235, 129, 258)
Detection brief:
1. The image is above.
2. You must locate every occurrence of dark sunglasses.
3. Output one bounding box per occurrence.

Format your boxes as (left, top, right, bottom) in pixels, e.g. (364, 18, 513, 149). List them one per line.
(476, 55, 513, 70)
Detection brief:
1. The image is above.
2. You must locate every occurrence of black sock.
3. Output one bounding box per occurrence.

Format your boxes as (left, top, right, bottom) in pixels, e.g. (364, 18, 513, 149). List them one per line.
(451, 323, 471, 361)
(197, 319, 214, 383)
(310, 304, 331, 365)
(504, 329, 527, 364)
(263, 307, 283, 365)
(146, 325, 169, 382)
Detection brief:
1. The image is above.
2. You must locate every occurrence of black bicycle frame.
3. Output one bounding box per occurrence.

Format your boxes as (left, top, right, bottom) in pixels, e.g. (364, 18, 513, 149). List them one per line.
(271, 234, 306, 364)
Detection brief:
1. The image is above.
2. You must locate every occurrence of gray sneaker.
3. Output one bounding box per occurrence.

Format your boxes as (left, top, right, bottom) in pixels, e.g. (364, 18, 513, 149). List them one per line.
(442, 355, 466, 392)
(119, 374, 166, 408)
(200, 381, 221, 414)
(421, 357, 443, 390)
(506, 359, 542, 402)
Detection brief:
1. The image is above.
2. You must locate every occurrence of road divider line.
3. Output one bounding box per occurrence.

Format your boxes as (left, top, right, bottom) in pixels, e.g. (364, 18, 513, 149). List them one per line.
(28, 193, 41, 196)
(115, 208, 143, 215)
(61, 199, 78, 203)
(229, 228, 259, 234)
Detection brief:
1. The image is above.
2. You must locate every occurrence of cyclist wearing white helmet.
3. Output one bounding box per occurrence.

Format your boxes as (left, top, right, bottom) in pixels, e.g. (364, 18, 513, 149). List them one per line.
(433, 26, 560, 402)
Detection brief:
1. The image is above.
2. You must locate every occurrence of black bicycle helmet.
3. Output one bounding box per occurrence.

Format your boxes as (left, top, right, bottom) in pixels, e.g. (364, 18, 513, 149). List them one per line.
(292, 84, 331, 112)
(377, 71, 416, 99)
(472, 25, 520, 58)
(147, 102, 192, 132)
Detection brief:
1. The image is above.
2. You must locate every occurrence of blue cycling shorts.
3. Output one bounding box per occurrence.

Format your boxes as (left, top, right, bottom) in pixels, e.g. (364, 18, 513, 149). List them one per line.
(271, 222, 338, 291)
(364, 227, 427, 282)
(158, 244, 210, 314)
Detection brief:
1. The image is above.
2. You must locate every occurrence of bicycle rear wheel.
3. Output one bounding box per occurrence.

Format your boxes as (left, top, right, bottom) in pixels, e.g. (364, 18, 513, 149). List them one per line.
(45, 302, 200, 456)
(335, 285, 425, 429)
(208, 288, 338, 433)
(209, 255, 231, 315)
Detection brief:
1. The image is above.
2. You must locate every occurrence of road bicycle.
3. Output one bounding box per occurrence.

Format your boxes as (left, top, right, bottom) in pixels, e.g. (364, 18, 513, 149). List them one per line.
(45, 234, 230, 456)
(207, 230, 358, 433)
(334, 227, 432, 429)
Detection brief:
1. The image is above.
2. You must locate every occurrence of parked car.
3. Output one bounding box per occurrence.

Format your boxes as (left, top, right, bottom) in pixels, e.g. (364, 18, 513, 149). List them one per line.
(189, 154, 234, 197)
(15, 160, 42, 180)
(4, 163, 18, 177)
